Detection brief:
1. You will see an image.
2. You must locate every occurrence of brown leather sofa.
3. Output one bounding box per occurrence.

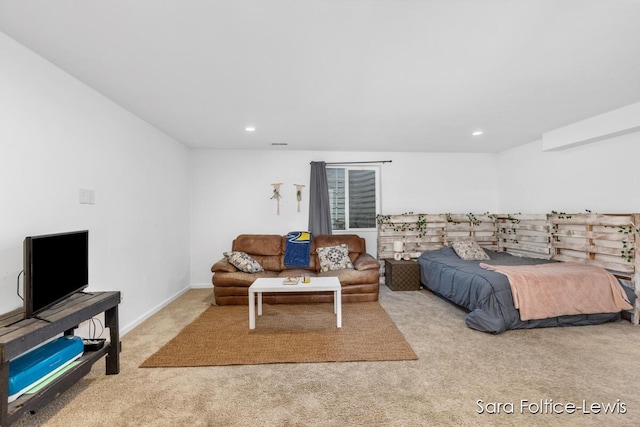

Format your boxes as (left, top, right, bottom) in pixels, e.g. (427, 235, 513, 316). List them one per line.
(211, 234, 380, 305)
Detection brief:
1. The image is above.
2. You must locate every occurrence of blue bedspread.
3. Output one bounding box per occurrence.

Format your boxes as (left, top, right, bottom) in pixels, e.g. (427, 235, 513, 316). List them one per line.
(417, 246, 635, 333)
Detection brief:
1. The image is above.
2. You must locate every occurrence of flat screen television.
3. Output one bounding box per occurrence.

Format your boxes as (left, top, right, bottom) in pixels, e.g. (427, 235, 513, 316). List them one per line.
(23, 230, 89, 318)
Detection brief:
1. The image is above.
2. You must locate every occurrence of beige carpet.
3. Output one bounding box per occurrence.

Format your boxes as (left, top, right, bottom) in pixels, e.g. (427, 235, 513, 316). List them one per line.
(140, 302, 417, 367)
(11, 286, 640, 427)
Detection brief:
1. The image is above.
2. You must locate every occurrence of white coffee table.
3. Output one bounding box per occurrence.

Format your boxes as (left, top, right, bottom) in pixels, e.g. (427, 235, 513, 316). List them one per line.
(248, 277, 342, 329)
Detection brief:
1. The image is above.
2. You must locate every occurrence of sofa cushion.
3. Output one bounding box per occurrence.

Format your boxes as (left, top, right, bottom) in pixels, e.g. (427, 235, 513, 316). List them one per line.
(316, 244, 354, 272)
(224, 251, 264, 273)
(252, 255, 283, 272)
(314, 234, 365, 254)
(233, 235, 283, 256)
(353, 254, 381, 271)
(211, 258, 238, 273)
(318, 267, 380, 285)
(214, 270, 280, 287)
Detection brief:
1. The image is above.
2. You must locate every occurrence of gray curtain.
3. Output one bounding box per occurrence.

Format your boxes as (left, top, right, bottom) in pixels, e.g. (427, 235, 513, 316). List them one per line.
(308, 161, 332, 235)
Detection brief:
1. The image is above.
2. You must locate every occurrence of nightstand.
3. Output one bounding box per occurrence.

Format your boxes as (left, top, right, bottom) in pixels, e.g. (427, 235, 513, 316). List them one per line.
(384, 259, 420, 291)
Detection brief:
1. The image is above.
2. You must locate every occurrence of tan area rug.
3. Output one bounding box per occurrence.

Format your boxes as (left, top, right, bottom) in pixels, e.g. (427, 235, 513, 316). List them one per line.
(140, 302, 417, 367)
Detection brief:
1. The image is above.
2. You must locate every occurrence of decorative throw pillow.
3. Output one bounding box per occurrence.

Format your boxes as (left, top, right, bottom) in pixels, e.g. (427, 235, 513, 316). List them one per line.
(316, 244, 354, 272)
(451, 240, 490, 261)
(224, 251, 264, 273)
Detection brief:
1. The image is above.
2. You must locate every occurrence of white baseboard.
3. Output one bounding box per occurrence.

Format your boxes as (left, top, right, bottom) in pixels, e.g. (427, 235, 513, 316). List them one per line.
(191, 282, 213, 289)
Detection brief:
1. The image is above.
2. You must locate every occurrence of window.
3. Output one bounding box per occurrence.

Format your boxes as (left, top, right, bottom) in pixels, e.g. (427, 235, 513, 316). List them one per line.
(326, 166, 380, 231)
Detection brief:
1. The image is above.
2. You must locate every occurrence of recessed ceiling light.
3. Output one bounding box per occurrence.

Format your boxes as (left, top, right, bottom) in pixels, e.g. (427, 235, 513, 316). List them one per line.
(472, 130, 483, 136)
(271, 142, 288, 146)
(245, 126, 256, 132)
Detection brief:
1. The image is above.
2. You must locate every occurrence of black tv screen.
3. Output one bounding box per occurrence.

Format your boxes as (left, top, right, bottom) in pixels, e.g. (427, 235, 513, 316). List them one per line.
(24, 230, 89, 318)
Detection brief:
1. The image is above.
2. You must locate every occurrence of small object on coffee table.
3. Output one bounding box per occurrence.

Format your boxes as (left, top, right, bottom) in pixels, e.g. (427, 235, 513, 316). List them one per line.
(283, 276, 300, 285)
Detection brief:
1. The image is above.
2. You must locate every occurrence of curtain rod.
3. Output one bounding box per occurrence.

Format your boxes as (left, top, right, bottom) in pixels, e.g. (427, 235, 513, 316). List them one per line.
(311, 160, 392, 165)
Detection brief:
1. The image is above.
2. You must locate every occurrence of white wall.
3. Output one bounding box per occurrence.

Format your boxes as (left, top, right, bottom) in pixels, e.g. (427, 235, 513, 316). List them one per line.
(0, 33, 191, 333)
(190, 150, 498, 285)
(497, 131, 640, 214)
(5, 19, 638, 335)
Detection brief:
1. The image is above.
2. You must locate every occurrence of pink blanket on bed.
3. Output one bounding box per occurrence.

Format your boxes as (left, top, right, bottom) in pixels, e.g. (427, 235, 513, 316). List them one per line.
(479, 262, 633, 321)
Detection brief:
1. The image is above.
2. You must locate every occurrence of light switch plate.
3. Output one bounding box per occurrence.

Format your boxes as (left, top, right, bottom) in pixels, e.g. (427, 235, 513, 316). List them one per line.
(79, 188, 95, 205)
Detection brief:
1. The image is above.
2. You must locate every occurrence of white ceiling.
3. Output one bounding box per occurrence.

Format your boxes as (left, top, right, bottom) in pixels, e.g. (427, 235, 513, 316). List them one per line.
(2, 0, 640, 153)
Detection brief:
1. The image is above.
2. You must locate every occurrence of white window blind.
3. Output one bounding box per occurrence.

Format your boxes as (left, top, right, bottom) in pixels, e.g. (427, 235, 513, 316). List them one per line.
(327, 166, 380, 231)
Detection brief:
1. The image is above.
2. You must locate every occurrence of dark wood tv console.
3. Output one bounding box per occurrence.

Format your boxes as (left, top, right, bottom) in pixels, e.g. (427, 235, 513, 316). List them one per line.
(0, 291, 121, 426)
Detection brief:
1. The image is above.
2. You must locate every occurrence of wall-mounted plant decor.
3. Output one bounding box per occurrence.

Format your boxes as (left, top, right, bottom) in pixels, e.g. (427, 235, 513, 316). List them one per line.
(377, 212, 430, 237)
(271, 182, 282, 215)
(605, 224, 640, 262)
(294, 184, 305, 212)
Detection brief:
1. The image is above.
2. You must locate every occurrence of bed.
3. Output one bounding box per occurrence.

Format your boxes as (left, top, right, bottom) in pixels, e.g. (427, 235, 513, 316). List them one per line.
(417, 246, 636, 334)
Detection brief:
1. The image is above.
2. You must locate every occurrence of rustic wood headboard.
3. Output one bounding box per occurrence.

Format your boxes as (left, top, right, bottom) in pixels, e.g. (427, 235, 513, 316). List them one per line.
(377, 212, 640, 324)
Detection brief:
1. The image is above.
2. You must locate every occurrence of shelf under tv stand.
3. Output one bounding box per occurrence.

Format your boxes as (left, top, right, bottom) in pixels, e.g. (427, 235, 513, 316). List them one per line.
(0, 291, 121, 426)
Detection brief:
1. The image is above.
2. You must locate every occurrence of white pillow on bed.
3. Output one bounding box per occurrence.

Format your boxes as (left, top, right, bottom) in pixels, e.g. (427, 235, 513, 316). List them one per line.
(451, 240, 490, 261)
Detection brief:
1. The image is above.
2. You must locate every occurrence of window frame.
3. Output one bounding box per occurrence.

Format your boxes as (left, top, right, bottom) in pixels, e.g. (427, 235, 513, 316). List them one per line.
(326, 165, 381, 232)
